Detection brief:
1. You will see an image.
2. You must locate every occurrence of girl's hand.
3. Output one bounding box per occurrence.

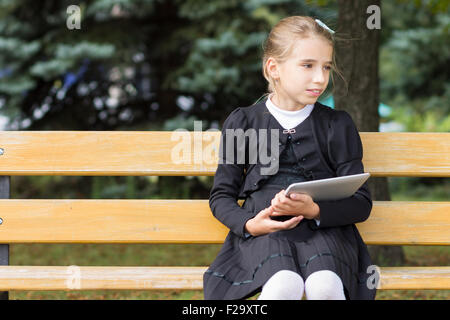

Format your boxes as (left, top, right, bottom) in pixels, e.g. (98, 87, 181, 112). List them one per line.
(270, 190, 320, 220)
(244, 206, 303, 237)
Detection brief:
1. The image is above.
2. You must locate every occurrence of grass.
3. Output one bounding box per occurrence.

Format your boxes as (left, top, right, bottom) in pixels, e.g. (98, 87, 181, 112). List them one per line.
(5, 178, 450, 300)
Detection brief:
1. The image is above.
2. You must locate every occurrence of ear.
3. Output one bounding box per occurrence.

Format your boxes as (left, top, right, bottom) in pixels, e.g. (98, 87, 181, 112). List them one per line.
(266, 57, 280, 80)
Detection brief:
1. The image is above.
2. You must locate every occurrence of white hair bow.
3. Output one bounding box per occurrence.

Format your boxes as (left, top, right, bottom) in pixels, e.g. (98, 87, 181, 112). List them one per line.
(315, 19, 335, 34)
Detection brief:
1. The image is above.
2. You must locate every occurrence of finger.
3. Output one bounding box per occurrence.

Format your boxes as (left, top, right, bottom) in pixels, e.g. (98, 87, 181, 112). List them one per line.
(275, 192, 291, 206)
(271, 205, 289, 215)
(278, 192, 289, 204)
(271, 199, 286, 212)
(275, 199, 294, 212)
(270, 211, 289, 218)
(269, 215, 302, 231)
(271, 198, 277, 207)
(289, 193, 303, 201)
(279, 215, 303, 230)
(291, 193, 312, 203)
(270, 210, 281, 216)
(260, 206, 274, 217)
(281, 193, 299, 208)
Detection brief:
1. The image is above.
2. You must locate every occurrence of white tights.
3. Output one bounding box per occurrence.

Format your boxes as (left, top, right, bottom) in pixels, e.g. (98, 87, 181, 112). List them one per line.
(258, 269, 346, 300)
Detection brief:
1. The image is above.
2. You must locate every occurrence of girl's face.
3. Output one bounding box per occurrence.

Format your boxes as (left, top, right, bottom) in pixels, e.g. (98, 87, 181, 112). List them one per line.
(268, 36, 333, 111)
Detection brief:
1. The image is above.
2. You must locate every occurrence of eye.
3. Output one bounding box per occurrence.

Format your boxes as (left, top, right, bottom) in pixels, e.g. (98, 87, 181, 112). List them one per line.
(324, 65, 332, 70)
(302, 64, 312, 68)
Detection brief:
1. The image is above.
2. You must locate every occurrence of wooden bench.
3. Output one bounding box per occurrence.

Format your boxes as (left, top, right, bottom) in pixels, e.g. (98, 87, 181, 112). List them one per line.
(0, 131, 449, 297)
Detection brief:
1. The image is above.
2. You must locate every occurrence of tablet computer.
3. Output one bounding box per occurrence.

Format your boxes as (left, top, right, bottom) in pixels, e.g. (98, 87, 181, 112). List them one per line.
(284, 173, 370, 201)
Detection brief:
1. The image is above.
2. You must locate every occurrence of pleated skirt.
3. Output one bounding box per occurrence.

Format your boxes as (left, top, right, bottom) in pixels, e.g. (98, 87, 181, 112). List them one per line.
(203, 184, 363, 300)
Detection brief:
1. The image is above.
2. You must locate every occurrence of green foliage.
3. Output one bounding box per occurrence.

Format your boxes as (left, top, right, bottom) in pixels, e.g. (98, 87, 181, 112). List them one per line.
(0, 0, 447, 133)
(380, 3, 449, 128)
(0, 0, 152, 128)
(29, 42, 115, 80)
(164, 0, 334, 117)
(163, 114, 202, 131)
(85, 0, 157, 16)
(397, 0, 450, 14)
(91, 176, 158, 199)
(0, 75, 35, 95)
(392, 106, 450, 132)
(0, 36, 40, 94)
(1, 0, 447, 197)
(0, 38, 40, 59)
(386, 96, 450, 132)
(380, 13, 449, 101)
(390, 177, 450, 201)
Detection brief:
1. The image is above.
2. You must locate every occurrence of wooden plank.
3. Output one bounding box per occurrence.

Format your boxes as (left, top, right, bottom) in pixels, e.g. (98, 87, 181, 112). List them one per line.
(0, 266, 205, 290)
(355, 201, 450, 245)
(360, 132, 450, 177)
(379, 267, 450, 290)
(0, 132, 449, 176)
(0, 266, 448, 291)
(0, 200, 448, 245)
(0, 131, 220, 176)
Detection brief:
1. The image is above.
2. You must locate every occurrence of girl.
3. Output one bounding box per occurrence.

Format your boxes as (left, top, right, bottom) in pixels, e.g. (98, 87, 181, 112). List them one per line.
(204, 16, 376, 300)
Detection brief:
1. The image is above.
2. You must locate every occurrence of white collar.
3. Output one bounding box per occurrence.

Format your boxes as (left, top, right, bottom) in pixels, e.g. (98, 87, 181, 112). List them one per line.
(266, 94, 314, 115)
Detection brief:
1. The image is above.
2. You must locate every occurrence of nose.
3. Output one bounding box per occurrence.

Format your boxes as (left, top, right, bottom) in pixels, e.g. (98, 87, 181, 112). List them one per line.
(312, 67, 326, 84)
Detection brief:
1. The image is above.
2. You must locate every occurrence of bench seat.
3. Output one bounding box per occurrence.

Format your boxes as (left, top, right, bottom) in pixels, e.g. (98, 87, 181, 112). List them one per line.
(0, 131, 448, 296)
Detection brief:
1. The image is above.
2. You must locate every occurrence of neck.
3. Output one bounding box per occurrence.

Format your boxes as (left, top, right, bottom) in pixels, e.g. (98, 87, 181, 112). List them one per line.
(271, 94, 306, 111)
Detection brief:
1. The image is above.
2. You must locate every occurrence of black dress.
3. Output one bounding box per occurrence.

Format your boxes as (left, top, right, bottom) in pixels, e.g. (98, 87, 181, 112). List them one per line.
(204, 115, 364, 300)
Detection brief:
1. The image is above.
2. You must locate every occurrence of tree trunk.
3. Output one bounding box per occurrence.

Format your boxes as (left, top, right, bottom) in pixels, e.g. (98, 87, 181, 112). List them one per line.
(335, 0, 405, 266)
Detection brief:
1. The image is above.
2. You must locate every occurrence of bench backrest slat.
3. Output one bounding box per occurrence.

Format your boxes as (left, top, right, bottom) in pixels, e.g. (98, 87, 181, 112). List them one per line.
(0, 199, 448, 245)
(0, 132, 449, 177)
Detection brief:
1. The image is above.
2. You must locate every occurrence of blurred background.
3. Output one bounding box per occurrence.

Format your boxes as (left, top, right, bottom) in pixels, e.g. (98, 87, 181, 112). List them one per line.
(0, 0, 448, 299)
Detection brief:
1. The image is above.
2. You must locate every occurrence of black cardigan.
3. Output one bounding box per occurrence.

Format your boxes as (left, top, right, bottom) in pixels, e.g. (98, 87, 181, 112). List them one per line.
(209, 100, 372, 238)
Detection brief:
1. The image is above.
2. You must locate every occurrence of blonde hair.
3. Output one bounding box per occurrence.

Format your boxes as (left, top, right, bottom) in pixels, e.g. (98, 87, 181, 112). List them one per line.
(258, 16, 346, 102)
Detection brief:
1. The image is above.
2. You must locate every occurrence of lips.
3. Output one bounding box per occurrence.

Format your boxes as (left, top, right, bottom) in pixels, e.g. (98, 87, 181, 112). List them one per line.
(306, 89, 322, 96)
